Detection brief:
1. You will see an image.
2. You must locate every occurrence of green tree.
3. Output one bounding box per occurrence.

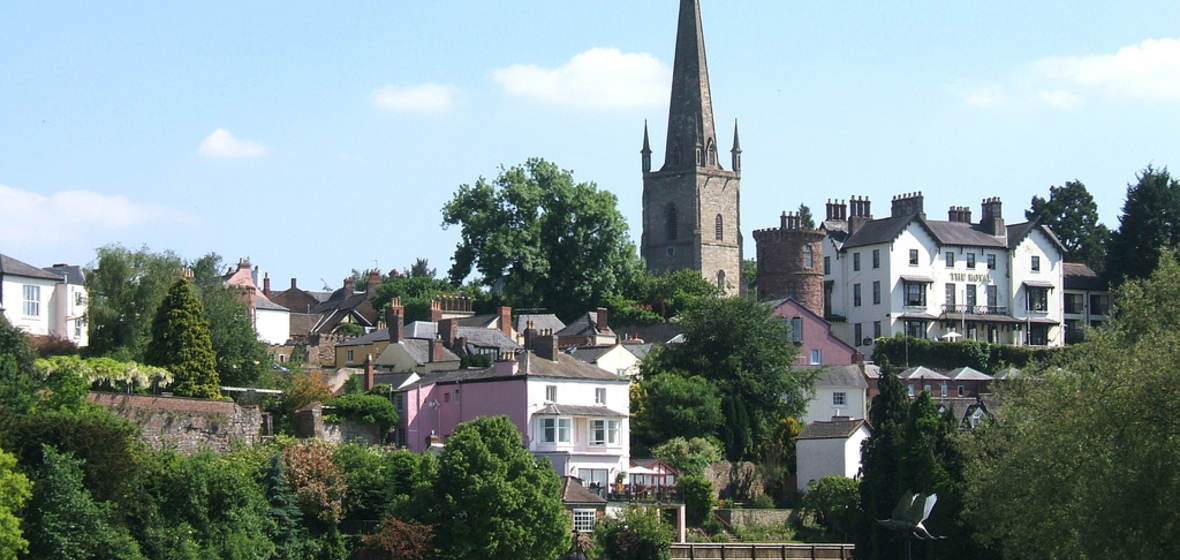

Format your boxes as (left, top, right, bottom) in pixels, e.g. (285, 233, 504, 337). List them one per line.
(145, 279, 220, 399)
(594, 506, 673, 560)
(855, 370, 908, 560)
(190, 254, 270, 387)
(22, 445, 143, 560)
(966, 249, 1180, 560)
(803, 475, 859, 540)
(678, 475, 715, 526)
(426, 415, 569, 560)
(643, 297, 812, 460)
(742, 259, 758, 297)
(650, 437, 722, 479)
(0, 316, 38, 423)
(84, 245, 183, 361)
(0, 447, 31, 560)
(798, 203, 816, 230)
(371, 270, 461, 324)
(441, 158, 644, 320)
(1026, 180, 1110, 274)
(351, 517, 435, 560)
(260, 454, 307, 560)
(632, 375, 723, 452)
(1106, 165, 1180, 285)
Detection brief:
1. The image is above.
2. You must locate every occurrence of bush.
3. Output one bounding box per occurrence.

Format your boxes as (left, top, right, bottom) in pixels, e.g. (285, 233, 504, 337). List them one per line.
(749, 493, 776, 509)
(323, 394, 399, 434)
(802, 475, 859, 540)
(595, 506, 673, 560)
(678, 475, 715, 526)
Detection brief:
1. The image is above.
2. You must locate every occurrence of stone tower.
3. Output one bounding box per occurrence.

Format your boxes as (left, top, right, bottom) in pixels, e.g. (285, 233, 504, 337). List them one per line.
(753, 212, 825, 316)
(641, 0, 742, 295)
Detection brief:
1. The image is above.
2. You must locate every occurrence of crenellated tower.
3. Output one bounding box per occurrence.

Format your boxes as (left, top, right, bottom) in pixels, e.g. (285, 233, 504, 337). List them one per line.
(641, 0, 742, 295)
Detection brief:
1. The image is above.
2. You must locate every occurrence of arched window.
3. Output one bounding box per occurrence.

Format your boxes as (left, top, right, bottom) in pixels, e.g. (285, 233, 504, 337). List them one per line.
(787, 282, 797, 300)
(804, 246, 814, 268)
(707, 139, 717, 166)
(715, 214, 723, 241)
(716, 270, 726, 290)
(665, 204, 679, 241)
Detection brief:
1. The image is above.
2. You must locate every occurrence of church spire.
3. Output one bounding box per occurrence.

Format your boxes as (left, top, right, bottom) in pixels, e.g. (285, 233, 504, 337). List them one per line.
(731, 119, 741, 173)
(663, 0, 718, 172)
(642, 120, 652, 173)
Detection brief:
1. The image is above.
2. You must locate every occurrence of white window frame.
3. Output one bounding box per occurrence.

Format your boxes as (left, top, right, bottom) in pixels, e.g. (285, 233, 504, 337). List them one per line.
(833, 391, 847, 406)
(545, 385, 557, 402)
(541, 418, 571, 444)
(346, 349, 354, 364)
(810, 349, 821, 365)
(595, 387, 607, 405)
(573, 509, 596, 533)
(22, 285, 40, 317)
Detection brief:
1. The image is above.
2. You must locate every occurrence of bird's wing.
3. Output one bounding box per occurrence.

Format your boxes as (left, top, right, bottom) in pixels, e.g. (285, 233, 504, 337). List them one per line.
(903, 492, 927, 523)
(920, 493, 938, 523)
(892, 491, 917, 520)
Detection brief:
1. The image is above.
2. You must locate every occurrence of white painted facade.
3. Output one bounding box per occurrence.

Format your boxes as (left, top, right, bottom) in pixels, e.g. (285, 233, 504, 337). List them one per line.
(796, 422, 871, 493)
(824, 199, 1065, 351)
(527, 376, 631, 488)
(802, 384, 868, 425)
(255, 306, 291, 345)
(2, 274, 59, 337)
(1, 257, 88, 346)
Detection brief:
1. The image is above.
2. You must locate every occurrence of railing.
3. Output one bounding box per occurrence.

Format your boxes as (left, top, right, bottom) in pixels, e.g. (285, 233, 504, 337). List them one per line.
(942, 305, 1008, 315)
(671, 543, 854, 559)
(603, 486, 683, 504)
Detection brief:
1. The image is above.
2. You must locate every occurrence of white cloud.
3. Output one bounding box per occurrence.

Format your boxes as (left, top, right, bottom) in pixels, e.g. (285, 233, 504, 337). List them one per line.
(198, 129, 270, 159)
(0, 184, 191, 248)
(370, 83, 462, 113)
(1034, 38, 1180, 100)
(961, 84, 1008, 107)
(493, 48, 671, 109)
(1037, 89, 1084, 108)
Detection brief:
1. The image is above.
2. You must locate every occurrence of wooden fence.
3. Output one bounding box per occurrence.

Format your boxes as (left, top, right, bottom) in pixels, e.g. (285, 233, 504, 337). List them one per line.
(671, 543, 854, 559)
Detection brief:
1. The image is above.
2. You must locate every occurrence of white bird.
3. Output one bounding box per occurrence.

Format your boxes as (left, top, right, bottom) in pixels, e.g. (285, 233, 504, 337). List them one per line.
(876, 491, 946, 540)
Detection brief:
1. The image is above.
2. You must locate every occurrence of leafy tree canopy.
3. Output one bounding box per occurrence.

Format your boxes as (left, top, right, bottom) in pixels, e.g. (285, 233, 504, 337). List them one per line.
(1106, 164, 1180, 286)
(632, 375, 723, 453)
(84, 245, 183, 361)
(966, 249, 1180, 559)
(0, 446, 31, 560)
(145, 279, 220, 399)
(643, 297, 812, 460)
(797, 203, 816, 230)
(426, 415, 569, 560)
(190, 253, 270, 387)
(1027, 179, 1110, 274)
(442, 158, 644, 320)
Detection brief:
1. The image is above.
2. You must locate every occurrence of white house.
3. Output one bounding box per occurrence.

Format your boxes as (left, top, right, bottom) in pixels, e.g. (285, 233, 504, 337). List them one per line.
(565, 343, 642, 377)
(223, 260, 290, 345)
(822, 193, 1066, 351)
(796, 418, 871, 493)
(1, 255, 88, 346)
(800, 364, 871, 425)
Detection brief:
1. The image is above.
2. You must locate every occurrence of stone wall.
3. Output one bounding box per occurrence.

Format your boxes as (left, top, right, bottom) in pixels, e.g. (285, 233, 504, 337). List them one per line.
(293, 402, 382, 445)
(88, 392, 263, 454)
(753, 225, 825, 315)
(715, 508, 797, 529)
(704, 461, 764, 502)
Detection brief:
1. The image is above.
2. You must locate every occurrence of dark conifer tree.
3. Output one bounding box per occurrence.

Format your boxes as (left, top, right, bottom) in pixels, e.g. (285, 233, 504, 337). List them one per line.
(145, 279, 220, 399)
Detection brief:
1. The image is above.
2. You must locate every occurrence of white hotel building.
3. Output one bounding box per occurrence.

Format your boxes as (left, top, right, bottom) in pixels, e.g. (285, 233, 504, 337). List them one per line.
(821, 193, 1065, 351)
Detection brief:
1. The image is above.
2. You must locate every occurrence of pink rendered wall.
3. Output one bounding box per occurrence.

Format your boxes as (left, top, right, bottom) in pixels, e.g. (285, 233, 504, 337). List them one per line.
(773, 299, 857, 366)
(401, 377, 530, 452)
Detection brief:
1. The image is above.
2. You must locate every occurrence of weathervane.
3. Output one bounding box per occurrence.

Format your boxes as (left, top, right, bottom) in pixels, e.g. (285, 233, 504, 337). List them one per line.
(877, 491, 946, 560)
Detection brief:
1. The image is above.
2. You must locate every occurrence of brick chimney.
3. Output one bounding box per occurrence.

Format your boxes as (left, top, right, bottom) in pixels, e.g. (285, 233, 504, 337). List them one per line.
(498, 306, 513, 338)
(429, 299, 443, 323)
(389, 298, 404, 343)
(263, 274, 272, 298)
(343, 277, 355, 295)
(825, 199, 848, 221)
(290, 278, 298, 290)
(980, 197, 1005, 236)
(596, 307, 610, 334)
(495, 352, 520, 376)
(363, 354, 374, 392)
(439, 319, 458, 348)
(534, 334, 559, 361)
(948, 206, 973, 223)
(523, 320, 538, 351)
(430, 337, 445, 363)
(891, 192, 925, 219)
(848, 195, 872, 233)
(367, 269, 381, 297)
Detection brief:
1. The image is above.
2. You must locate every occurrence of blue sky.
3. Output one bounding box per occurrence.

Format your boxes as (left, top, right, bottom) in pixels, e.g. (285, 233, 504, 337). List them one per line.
(3, 1, 1179, 289)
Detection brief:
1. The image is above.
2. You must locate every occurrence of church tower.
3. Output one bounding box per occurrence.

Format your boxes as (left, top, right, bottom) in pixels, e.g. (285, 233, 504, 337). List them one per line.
(641, 0, 742, 295)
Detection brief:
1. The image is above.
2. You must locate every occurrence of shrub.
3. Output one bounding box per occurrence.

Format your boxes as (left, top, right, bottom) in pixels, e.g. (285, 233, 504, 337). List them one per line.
(323, 394, 399, 434)
(678, 475, 715, 526)
(595, 506, 673, 560)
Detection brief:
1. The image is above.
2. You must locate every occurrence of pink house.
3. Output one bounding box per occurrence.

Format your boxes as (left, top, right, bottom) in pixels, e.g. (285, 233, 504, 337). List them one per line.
(395, 335, 631, 487)
(770, 298, 858, 366)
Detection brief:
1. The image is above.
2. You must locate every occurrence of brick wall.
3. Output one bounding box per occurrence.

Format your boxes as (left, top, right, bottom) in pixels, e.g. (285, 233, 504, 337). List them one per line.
(753, 226, 825, 315)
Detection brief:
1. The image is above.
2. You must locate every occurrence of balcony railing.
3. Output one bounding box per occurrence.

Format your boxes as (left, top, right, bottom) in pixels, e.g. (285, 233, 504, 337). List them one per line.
(942, 305, 1009, 315)
(598, 485, 683, 504)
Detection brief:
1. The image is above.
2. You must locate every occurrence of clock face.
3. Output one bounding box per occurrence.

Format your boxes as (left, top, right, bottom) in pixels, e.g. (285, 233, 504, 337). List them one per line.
(666, 247, 675, 257)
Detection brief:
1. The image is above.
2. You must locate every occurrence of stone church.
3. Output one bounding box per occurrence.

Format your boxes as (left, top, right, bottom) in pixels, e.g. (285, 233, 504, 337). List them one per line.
(641, 0, 742, 296)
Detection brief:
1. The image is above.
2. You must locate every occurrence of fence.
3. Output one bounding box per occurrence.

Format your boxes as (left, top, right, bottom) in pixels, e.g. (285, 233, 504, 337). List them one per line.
(671, 543, 854, 559)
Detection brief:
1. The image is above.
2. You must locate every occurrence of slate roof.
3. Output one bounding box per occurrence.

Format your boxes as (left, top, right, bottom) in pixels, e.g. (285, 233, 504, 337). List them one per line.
(520, 352, 628, 382)
(288, 313, 324, 337)
(797, 418, 868, 440)
(612, 323, 685, 345)
(840, 215, 919, 250)
(1064, 263, 1106, 291)
(561, 476, 608, 505)
(808, 364, 869, 389)
(312, 292, 371, 315)
(255, 295, 289, 312)
(0, 254, 61, 281)
(458, 314, 499, 328)
(371, 372, 419, 390)
(948, 367, 993, 381)
(337, 329, 392, 347)
(557, 313, 605, 338)
(515, 314, 566, 335)
(535, 404, 628, 418)
(1007, 221, 1066, 252)
(398, 339, 461, 366)
(899, 366, 949, 381)
(403, 321, 522, 353)
(565, 345, 615, 365)
(43, 264, 84, 284)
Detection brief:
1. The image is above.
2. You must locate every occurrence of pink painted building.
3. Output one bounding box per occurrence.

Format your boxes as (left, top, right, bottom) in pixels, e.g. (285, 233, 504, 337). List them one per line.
(395, 337, 631, 486)
(770, 298, 859, 366)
